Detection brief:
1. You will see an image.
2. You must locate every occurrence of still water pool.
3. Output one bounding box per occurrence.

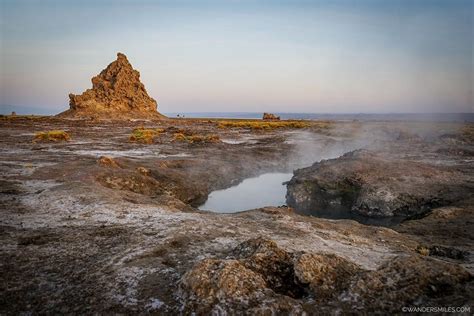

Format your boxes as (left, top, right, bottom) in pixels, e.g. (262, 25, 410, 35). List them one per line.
(198, 171, 402, 227)
(199, 172, 292, 213)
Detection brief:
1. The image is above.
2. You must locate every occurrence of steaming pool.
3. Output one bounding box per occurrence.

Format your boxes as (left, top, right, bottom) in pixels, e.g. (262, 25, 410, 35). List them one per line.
(198, 171, 404, 227)
(199, 172, 292, 213)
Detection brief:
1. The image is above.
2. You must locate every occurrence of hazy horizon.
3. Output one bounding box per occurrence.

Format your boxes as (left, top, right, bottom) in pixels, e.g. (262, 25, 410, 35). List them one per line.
(1, 0, 473, 114)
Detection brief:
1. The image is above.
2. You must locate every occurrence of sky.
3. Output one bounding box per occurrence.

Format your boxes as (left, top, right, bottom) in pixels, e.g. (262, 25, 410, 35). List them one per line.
(0, 0, 473, 114)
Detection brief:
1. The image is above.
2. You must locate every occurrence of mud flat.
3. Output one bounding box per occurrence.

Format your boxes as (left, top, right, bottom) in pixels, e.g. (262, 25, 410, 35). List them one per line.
(1, 116, 473, 314)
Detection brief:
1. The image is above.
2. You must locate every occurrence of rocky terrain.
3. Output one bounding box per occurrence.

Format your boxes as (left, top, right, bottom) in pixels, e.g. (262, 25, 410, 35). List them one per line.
(0, 116, 473, 314)
(58, 53, 164, 119)
(287, 146, 474, 224)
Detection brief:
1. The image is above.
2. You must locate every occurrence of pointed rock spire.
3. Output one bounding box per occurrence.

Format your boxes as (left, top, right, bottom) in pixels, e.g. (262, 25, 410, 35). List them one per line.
(58, 53, 164, 119)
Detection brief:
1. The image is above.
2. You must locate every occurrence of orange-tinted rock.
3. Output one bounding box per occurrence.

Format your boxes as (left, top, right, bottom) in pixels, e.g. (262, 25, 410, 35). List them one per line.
(292, 252, 361, 300)
(136, 166, 150, 176)
(98, 156, 120, 168)
(180, 258, 267, 310)
(58, 53, 165, 119)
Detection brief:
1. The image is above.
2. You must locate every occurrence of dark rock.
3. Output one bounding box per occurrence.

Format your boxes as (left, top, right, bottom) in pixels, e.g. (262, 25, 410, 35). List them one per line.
(428, 245, 469, 260)
(286, 150, 472, 220)
(341, 255, 473, 312)
(231, 237, 306, 298)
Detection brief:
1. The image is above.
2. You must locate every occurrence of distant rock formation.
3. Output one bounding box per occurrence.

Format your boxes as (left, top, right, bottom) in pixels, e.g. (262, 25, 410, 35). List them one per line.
(263, 113, 280, 120)
(58, 53, 165, 119)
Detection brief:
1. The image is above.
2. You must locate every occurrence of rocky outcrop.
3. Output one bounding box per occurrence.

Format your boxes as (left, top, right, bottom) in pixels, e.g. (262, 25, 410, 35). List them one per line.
(341, 255, 472, 313)
(179, 237, 472, 314)
(58, 53, 165, 119)
(293, 252, 361, 300)
(286, 150, 473, 221)
(263, 112, 280, 120)
(179, 237, 360, 314)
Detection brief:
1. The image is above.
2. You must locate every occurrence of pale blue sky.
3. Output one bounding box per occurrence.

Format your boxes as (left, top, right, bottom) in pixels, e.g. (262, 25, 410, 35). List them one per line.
(1, 0, 472, 114)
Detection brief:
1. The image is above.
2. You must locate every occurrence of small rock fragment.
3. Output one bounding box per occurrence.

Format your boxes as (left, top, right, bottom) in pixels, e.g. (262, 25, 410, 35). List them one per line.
(136, 166, 150, 176)
(98, 156, 120, 168)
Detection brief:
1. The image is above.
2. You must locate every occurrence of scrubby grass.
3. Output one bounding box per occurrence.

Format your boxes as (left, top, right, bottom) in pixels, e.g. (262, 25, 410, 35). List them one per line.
(1, 115, 46, 121)
(461, 124, 474, 139)
(173, 132, 220, 144)
(310, 121, 333, 129)
(416, 245, 430, 256)
(34, 130, 71, 142)
(217, 120, 310, 130)
(129, 127, 165, 144)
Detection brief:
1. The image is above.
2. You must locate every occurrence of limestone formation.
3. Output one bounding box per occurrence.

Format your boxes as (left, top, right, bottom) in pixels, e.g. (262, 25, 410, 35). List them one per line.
(263, 112, 280, 120)
(58, 53, 164, 119)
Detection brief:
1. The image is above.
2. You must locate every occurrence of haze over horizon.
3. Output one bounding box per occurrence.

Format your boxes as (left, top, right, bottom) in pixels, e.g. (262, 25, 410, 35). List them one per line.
(1, 0, 473, 115)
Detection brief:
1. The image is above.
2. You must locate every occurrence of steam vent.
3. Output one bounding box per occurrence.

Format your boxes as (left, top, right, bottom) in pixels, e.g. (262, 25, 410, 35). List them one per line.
(58, 53, 165, 119)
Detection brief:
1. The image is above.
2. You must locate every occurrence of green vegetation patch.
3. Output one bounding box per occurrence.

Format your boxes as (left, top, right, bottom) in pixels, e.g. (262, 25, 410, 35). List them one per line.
(34, 130, 71, 142)
(217, 120, 311, 130)
(129, 127, 165, 144)
(173, 133, 220, 144)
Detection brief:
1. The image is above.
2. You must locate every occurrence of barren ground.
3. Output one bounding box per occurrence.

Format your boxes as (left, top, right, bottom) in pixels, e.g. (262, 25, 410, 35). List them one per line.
(1, 116, 473, 314)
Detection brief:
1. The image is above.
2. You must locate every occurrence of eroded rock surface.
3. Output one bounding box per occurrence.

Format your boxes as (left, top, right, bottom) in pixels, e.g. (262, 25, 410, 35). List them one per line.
(286, 149, 473, 221)
(58, 53, 164, 119)
(1, 117, 473, 314)
(180, 237, 473, 314)
(293, 252, 361, 300)
(341, 255, 473, 313)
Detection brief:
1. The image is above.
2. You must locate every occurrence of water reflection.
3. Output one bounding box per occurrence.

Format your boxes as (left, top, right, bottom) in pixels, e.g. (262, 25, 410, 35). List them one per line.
(199, 172, 292, 213)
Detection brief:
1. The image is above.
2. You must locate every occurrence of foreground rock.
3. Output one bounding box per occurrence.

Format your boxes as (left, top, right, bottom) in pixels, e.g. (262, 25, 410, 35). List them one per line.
(286, 149, 473, 222)
(180, 237, 472, 314)
(58, 53, 164, 119)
